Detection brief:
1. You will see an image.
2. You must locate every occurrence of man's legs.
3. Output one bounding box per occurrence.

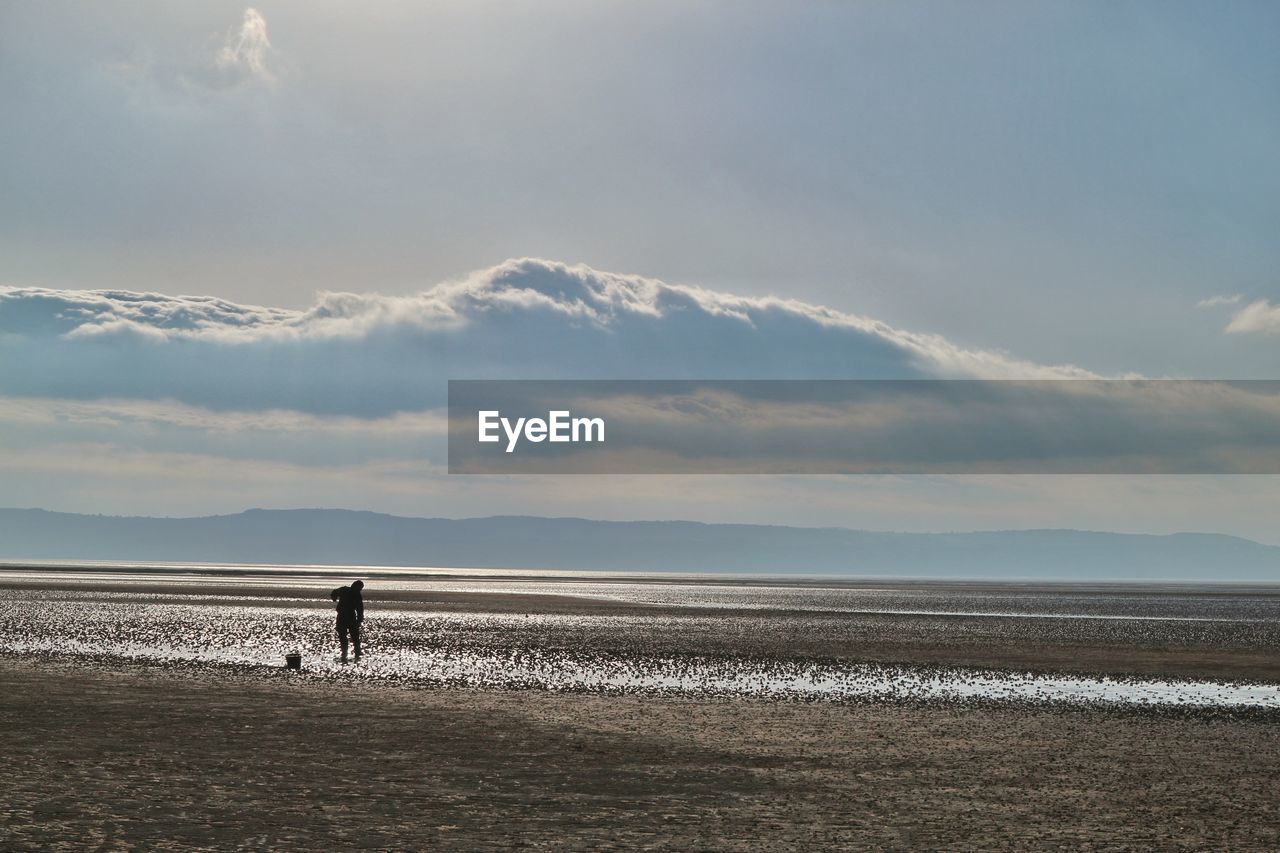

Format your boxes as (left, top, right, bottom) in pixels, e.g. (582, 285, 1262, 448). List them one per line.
(350, 623, 361, 660)
(337, 623, 350, 663)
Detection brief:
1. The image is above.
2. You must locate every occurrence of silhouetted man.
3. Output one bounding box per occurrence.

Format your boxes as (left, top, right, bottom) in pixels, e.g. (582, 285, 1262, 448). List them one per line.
(330, 579, 365, 663)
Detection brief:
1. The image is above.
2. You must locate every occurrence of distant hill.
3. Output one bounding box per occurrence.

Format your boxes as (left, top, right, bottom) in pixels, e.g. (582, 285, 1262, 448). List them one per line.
(0, 508, 1277, 581)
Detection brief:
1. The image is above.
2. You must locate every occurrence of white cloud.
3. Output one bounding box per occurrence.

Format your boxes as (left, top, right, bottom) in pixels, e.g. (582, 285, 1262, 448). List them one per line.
(0, 396, 445, 435)
(1197, 294, 1242, 308)
(0, 394, 449, 473)
(1225, 299, 1280, 336)
(0, 258, 1096, 418)
(102, 7, 279, 97)
(120, 6, 276, 93)
(0, 259, 1099, 416)
(216, 8, 273, 82)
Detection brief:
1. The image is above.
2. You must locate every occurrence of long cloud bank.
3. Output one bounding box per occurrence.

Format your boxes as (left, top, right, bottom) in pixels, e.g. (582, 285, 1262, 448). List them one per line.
(0, 259, 1093, 417)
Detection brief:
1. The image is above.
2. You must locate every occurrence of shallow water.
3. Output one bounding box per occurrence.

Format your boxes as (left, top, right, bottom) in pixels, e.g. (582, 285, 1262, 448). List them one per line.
(5, 564, 1280, 621)
(3, 588, 1278, 709)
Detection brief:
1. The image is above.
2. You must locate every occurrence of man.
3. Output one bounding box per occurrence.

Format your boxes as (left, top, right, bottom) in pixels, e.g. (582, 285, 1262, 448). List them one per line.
(330, 579, 365, 663)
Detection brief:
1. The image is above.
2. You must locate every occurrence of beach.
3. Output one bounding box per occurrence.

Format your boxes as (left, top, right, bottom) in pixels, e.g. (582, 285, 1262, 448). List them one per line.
(5, 657, 1279, 850)
(4, 569, 1280, 848)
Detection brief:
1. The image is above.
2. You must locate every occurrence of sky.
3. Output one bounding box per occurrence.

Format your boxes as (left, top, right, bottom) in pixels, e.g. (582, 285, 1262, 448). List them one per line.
(1, 2, 1278, 542)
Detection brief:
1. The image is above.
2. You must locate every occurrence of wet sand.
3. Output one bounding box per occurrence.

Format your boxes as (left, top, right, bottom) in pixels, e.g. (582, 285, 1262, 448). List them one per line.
(5, 572, 1280, 847)
(4, 574, 1280, 681)
(4, 657, 1279, 850)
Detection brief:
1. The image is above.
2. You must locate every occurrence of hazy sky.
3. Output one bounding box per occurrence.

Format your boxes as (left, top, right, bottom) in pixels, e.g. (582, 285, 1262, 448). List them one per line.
(1, 3, 1278, 541)
(4, 1, 1278, 374)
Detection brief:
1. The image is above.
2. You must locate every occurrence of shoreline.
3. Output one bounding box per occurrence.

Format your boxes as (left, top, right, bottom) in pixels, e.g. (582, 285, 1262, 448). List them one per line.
(6, 562, 1280, 594)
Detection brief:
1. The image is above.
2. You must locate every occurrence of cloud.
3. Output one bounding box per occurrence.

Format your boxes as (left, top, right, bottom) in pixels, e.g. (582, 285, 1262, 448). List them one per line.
(0, 259, 1097, 417)
(110, 7, 277, 94)
(1225, 299, 1280, 336)
(1197, 294, 1280, 336)
(0, 395, 447, 470)
(217, 9, 273, 80)
(0, 395, 445, 436)
(188, 7, 275, 90)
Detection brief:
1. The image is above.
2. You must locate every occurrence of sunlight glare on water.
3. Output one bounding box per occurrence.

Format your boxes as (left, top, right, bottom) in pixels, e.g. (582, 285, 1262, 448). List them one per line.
(3, 591, 1278, 709)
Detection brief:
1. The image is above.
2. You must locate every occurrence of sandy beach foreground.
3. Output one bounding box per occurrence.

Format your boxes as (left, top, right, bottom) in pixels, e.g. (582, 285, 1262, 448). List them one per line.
(4, 656, 1279, 850)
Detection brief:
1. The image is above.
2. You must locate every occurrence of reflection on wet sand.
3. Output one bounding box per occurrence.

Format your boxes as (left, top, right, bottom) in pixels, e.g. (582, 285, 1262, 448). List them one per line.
(4, 575, 1279, 710)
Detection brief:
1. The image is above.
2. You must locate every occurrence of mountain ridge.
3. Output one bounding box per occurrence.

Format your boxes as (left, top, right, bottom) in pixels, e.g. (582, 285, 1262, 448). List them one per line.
(1, 508, 1277, 581)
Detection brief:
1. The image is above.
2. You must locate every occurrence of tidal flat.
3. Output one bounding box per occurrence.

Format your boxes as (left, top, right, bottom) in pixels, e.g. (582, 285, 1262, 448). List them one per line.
(3, 567, 1279, 848)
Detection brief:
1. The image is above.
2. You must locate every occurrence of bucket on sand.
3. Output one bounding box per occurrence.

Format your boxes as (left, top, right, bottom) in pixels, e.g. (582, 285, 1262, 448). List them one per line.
(285, 653, 302, 671)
